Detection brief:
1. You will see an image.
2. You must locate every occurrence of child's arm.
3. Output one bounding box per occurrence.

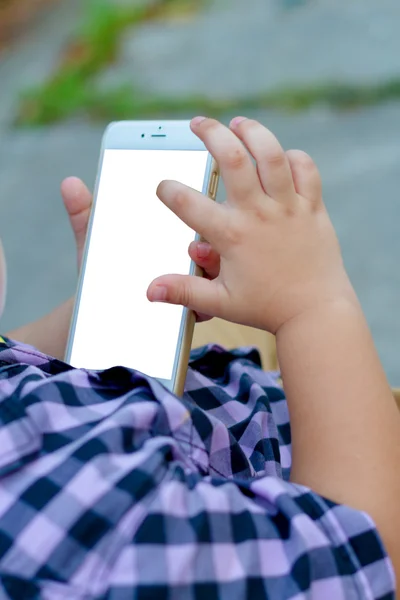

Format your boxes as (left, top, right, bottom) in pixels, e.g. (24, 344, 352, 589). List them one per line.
(277, 299, 400, 575)
(6, 298, 74, 359)
(4, 177, 90, 358)
(148, 116, 400, 583)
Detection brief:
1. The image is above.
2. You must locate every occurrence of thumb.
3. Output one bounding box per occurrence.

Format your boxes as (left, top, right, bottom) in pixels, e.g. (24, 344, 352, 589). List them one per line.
(61, 177, 92, 270)
(147, 275, 224, 318)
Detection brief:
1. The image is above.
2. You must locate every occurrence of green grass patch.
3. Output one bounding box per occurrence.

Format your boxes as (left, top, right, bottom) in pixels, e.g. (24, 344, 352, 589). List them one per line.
(76, 79, 400, 122)
(16, 0, 201, 125)
(16, 0, 400, 126)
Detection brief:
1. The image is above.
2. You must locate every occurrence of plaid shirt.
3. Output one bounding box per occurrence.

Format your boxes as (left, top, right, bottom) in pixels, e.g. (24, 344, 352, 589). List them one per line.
(0, 336, 394, 599)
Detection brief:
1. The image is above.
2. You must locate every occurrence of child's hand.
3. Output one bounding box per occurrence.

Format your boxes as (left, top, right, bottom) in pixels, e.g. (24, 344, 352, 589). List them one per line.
(148, 117, 355, 334)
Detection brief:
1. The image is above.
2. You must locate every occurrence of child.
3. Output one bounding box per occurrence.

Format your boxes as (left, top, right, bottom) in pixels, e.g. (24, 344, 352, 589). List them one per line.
(0, 117, 397, 598)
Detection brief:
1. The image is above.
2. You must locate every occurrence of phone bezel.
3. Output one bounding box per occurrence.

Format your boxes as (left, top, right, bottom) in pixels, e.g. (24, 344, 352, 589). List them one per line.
(65, 120, 217, 394)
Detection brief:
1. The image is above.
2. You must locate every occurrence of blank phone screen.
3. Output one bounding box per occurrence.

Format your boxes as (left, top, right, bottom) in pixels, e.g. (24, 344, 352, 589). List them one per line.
(69, 149, 209, 379)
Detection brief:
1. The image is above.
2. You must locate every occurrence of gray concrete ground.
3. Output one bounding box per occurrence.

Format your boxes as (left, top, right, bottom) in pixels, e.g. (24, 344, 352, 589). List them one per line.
(103, 0, 400, 97)
(0, 0, 400, 382)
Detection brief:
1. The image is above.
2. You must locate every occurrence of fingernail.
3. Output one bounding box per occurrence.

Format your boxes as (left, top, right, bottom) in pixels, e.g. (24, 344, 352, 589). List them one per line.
(151, 286, 167, 302)
(230, 116, 247, 128)
(191, 116, 207, 126)
(197, 242, 211, 259)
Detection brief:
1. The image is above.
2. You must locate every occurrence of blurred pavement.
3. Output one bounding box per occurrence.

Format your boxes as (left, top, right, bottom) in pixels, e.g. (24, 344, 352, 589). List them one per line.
(106, 0, 400, 98)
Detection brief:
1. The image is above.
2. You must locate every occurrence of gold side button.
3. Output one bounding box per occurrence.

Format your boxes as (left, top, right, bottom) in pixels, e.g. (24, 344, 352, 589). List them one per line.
(208, 171, 218, 199)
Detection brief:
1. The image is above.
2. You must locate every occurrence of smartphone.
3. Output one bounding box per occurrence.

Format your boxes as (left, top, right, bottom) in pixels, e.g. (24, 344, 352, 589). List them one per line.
(65, 120, 219, 396)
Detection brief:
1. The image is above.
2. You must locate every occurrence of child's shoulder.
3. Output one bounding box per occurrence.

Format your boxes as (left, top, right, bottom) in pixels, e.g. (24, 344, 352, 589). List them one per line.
(0, 336, 68, 374)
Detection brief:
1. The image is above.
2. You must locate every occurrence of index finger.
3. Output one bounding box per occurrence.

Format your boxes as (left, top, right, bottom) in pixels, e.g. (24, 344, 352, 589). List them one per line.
(190, 117, 260, 203)
(157, 180, 227, 253)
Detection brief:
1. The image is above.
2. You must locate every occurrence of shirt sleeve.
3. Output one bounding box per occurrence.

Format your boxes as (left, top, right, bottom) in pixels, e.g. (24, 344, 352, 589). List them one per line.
(108, 475, 396, 599)
(252, 476, 394, 598)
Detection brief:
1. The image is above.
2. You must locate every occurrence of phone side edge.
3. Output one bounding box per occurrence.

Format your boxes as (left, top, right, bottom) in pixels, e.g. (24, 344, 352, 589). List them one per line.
(64, 126, 113, 364)
(172, 157, 220, 396)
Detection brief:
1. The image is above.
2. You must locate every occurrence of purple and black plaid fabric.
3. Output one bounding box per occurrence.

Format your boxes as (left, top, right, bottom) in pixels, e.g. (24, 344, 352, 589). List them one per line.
(0, 337, 395, 599)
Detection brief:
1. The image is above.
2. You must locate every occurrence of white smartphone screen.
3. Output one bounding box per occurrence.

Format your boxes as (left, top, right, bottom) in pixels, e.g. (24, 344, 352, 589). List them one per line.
(69, 148, 209, 379)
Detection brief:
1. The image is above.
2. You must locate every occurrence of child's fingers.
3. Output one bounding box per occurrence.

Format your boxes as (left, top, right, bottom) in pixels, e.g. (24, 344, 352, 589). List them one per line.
(157, 180, 226, 252)
(190, 117, 259, 203)
(188, 241, 220, 322)
(230, 118, 296, 204)
(286, 150, 322, 205)
(196, 312, 213, 323)
(188, 241, 220, 280)
(147, 274, 226, 319)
